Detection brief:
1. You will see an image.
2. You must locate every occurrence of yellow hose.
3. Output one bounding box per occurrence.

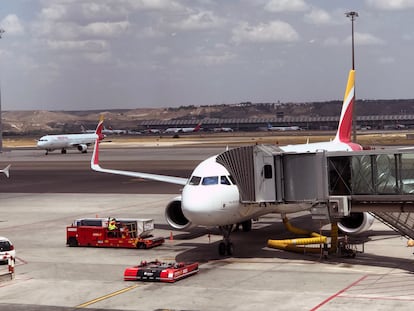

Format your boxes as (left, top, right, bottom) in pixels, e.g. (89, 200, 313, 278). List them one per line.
(267, 217, 328, 254)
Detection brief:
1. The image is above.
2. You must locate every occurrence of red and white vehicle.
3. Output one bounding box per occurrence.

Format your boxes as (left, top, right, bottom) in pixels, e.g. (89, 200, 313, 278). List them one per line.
(66, 218, 165, 249)
(124, 260, 199, 282)
(0, 236, 15, 264)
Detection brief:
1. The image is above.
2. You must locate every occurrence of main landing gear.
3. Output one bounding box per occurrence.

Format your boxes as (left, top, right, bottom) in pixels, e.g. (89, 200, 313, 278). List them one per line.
(218, 220, 252, 256)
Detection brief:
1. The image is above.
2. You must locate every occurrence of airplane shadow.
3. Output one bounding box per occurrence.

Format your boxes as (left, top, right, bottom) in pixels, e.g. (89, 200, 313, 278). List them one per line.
(168, 214, 414, 273)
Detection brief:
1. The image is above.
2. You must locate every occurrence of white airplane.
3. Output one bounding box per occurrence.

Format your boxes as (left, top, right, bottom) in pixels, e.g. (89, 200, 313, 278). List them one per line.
(164, 122, 202, 134)
(91, 70, 373, 255)
(82, 125, 127, 135)
(0, 164, 11, 178)
(146, 128, 162, 134)
(267, 124, 301, 131)
(213, 127, 234, 132)
(37, 125, 105, 155)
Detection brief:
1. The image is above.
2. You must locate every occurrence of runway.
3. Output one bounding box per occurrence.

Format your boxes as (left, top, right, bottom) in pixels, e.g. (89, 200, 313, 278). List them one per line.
(1, 146, 414, 310)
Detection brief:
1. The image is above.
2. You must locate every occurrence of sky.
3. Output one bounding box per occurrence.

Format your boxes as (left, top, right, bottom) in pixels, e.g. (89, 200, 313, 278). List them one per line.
(0, 0, 414, 111)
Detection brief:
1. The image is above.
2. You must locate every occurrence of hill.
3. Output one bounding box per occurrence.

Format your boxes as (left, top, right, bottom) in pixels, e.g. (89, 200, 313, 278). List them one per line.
(2, 99, 414, 135)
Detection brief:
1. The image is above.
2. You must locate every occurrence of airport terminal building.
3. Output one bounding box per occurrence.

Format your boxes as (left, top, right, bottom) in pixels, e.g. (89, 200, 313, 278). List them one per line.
(138, 114, 414, 132)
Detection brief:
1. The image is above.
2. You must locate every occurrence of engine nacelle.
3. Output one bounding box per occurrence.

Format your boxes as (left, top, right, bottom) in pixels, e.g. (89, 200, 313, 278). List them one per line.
(165, 196, 192, 230)
(77, 144, 88, 153)
(338, 212, 374, 234)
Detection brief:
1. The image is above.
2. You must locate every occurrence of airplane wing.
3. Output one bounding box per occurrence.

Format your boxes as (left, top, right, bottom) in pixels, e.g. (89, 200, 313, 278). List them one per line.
(90, 121, 188, 186)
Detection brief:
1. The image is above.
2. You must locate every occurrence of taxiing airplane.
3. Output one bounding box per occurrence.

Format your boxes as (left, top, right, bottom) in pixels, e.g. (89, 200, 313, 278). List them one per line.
(91, 70, 372, 255)
(164, 122, 202, 134)
(213, 127, 234, 132)
(38, 124, 105, 155)
(0, 165, 10, 178)
(267, 124, 301, 131)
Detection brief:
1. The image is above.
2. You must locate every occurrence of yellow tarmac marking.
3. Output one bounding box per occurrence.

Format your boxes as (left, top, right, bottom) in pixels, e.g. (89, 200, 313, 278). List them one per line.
(75, 284, 139, 308)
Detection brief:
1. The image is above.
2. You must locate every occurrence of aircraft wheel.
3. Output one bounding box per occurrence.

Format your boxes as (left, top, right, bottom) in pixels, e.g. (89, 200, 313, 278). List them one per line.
(226, 242, 234, 256)
(218, 242, 226, 256)
(61, 149, 67, 154)
(241, 220, 252, 232)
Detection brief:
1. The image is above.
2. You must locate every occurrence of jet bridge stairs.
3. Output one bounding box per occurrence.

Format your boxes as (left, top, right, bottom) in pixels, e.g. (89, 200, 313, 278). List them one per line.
(216, 145, 414, 241)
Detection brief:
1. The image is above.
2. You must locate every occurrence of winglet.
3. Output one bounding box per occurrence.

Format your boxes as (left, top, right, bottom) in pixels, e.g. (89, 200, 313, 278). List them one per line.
(91, 119, 105, 170)
(334, 69, 355, 143)
(1, 164, 11, 178)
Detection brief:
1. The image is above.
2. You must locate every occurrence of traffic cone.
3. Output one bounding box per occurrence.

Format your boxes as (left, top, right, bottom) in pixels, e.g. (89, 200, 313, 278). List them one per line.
(169, 231, 174, 241)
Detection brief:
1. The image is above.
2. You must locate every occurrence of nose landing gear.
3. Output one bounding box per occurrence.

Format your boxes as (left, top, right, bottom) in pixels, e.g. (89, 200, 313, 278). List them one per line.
(218, 224, 235, 256)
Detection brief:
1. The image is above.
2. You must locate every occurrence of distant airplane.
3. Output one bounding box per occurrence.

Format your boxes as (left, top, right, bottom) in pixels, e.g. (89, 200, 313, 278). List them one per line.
(164, 122, 202, 134)
(82, 125, 127, 135)
(0, 164, 10, 178)
(102, 126, 127, 135)
(213, 127, 234, 132)
(146, 128, 162, 134)
(91, 69, 372, 256)
(267, 124, 301, 131)
(37, 123, 105, 155)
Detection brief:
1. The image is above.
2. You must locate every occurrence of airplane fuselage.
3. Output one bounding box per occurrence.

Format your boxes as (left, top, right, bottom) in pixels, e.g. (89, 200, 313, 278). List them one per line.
(37, 133, 98, 153)
(177, 139, 362, 228)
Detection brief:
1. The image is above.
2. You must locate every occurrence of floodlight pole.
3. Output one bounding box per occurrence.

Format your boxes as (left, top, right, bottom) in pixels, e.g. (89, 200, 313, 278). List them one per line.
(0, 28, 4, 153)
(345, 11, 358, 142)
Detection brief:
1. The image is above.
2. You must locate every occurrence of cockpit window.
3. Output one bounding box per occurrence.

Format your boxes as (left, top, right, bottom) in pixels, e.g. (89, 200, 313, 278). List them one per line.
(220, 176, 231, 185)
(202, 176, 218, 185)
(189, 176, 201, 185)
(228, 175, 236, 185)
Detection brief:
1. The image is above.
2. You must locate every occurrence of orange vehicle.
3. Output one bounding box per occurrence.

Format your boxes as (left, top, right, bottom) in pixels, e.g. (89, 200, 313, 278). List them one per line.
(66, 218, 165, 249)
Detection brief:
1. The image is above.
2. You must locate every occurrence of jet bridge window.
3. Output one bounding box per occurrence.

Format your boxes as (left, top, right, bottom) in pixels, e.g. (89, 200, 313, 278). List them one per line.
(202, 176, 218, 185)
(263, 164, 273, 179)
(189, 176, 201, 185)
(328, 156, 351, 195)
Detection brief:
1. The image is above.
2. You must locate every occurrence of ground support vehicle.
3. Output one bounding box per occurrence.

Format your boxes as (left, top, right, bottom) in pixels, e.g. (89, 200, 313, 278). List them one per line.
(124, 260, 199, 282)
(66, 218, 165, 249)
(0, 237, 16, 265)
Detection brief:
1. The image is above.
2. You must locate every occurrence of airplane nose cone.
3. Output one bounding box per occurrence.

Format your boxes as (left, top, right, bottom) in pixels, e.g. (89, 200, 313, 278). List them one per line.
(181, 184, 239, 226)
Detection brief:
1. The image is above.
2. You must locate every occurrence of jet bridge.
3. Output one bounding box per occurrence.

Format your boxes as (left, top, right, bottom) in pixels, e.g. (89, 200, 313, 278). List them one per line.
(216, 145, 414, 239)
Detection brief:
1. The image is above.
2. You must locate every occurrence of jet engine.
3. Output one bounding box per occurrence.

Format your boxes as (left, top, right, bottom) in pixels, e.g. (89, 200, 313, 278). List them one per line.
(338, 212, 374, 234)
(165, 196, 192, 230)
(77, 144, 88, 153)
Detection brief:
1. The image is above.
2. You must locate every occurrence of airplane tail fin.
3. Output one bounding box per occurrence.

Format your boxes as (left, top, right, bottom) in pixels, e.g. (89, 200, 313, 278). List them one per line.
(1, 164, 11, 178)
(334, 69, 355, 143)
(194, 122, 202, 132)
(95, 116, 105, 141)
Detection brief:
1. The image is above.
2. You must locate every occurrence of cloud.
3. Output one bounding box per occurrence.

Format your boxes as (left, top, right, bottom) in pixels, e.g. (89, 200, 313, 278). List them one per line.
(82, 21, 130, 37)
(378, 56, 395, 64)
(231, 21, 299, 44)
(304, 8, 333, 25)
(40, 3, 68, 21)
(264, 0, 308, 12)
(324, 32, 385, 46)
(46, 39, 109, 52)
(366, 0, 414, 10)
(0, 14, 25, 35)
(352, 32, 385, 45)
(171, 10, 224, 31)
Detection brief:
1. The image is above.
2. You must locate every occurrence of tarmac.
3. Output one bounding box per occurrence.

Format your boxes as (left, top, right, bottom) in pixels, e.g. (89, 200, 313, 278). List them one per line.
(1, 146, 414, 310)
